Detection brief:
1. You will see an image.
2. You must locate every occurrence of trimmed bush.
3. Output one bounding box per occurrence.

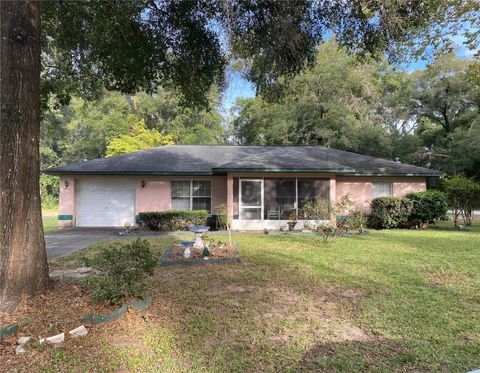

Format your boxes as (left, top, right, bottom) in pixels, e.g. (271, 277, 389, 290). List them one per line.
(369, 196, 413, 229)
(136, 210, 209, 231)
(442, 176, 480, 226)
(82, 238, 157, 304)
(405, 190, 448, 227)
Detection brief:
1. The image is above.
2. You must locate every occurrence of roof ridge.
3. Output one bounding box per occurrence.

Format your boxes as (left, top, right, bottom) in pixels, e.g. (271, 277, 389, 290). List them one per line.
(167, 144, 329, 147)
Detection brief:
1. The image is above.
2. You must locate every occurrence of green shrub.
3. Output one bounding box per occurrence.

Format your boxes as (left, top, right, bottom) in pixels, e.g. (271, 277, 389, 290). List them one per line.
(40, 174, 59, 209)
(136, 210, 209, 231)
(442, 176, 480, 226)
(82, 238, 157, 304)
(405, 190, 448, 226)
(369, 196, 413, 229)
(218, 214, 228, 230)
(349, 207, 369, 232)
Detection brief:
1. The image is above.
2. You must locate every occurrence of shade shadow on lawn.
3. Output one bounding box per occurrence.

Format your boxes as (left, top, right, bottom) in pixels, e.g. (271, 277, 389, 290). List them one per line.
(103, 231, 480, 372)
(13, 230, 480, 372)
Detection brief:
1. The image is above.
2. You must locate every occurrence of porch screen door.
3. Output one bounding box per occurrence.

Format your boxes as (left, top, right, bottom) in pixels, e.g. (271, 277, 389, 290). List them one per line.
(240, 179, 263, 220)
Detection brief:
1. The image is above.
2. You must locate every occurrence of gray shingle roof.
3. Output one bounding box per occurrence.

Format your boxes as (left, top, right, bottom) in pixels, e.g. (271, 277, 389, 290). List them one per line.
(44, 145, 443, 176)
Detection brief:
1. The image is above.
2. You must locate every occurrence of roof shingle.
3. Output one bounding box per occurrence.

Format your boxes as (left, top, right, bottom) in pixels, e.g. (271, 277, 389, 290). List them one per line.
(44, 145, 443, 176)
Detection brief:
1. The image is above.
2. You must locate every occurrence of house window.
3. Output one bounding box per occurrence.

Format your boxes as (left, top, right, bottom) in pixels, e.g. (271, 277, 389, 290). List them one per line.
(171, 180, 211, 212)
(372, 181, 393, 199)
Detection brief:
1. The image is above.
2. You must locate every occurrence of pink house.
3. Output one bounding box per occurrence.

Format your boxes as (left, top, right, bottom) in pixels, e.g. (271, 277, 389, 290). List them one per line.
(45, 145, 441, 230)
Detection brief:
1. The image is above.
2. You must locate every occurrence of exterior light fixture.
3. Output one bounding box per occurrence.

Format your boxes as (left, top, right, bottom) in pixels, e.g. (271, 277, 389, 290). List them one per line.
(141, 180, 146, 189)
(64, 180, 69, 189)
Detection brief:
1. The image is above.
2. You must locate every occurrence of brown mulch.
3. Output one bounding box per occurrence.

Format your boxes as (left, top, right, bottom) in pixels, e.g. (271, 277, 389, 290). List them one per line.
(0, 280, 116, 368)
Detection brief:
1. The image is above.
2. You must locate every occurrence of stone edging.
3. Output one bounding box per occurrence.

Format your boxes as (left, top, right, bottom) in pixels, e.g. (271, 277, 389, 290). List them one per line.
(1, 297, 153, 343)
(0, 325, 18, 340)
(80, 295, 154, 324)
(161, 244, 241, 267)
(80, 304, 128, 324)
(129, 295, 152, 310)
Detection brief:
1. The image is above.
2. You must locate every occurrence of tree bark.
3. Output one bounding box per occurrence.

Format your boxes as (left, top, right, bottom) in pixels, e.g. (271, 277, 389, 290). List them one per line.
(0, 0, 49, 311)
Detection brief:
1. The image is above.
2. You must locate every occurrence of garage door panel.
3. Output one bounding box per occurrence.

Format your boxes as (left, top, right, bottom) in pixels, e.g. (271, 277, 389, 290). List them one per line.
(76, 181, 135, 227)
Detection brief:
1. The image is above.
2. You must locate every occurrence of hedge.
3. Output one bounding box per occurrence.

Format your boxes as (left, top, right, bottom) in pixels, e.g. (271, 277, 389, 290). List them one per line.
(442, 176, 480, 226)
(369, 196, 413, 229)
(405, 190, 448, 226)
(136, 210, 209, 231)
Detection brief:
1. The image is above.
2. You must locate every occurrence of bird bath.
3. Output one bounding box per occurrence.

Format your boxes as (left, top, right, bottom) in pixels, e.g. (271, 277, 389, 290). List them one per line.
(189, 225, 210, 249)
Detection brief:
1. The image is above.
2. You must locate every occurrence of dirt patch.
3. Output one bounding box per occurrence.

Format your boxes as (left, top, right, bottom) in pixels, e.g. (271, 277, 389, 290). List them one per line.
(422, 268, 471, 290)
(334, 324, 371, 342)
(341, 288, 363, 299)
(269, 335, 288, 345)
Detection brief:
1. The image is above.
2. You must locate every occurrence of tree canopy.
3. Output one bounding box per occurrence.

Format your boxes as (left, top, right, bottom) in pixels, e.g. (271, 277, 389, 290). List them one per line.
(232, 41, 480, 179)
(106, 119, 174, 157)
(40, 0, 466, 108)
(40, 88, 227, 167)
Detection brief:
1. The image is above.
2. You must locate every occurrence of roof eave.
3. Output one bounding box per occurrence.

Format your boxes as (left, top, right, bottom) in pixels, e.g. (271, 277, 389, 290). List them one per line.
(343, 172, 444, 177)
(212, 167, 354, 174)
(42, 170, 214, 176)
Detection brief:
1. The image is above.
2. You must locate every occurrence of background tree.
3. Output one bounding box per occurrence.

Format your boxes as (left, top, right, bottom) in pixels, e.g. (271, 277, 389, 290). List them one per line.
(233, 42, 480, 176)
(412, 53, 480, 174)
(106, 119, 174, 157)
(41, 89, 226, 164)
(233, 41, 395, 158)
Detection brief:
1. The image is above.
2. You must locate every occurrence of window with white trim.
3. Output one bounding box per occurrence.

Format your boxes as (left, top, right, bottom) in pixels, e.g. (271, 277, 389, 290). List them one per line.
(372, 181, 393, 199)
(171, 180, 211, 212)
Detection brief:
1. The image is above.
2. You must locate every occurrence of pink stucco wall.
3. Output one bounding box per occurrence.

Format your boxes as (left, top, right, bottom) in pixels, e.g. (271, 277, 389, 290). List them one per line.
(136, 178, 170, 212)
(211, 176, 228, 213)
(58, 174, 427, 227)
(393, 178, 427, 196)
(58, 176, 75, 228)
(136, 175, 227, 214)
(58, 175, 228, 227)
(336, 176, 427, 209)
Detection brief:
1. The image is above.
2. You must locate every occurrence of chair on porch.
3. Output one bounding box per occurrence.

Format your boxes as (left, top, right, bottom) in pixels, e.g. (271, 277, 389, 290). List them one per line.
(266, 204, 281, 220)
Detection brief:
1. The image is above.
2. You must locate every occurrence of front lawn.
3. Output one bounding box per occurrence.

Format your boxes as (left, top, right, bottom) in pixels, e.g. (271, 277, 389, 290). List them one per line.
(42, 215, 58, 234)
(3, 224, 480, 372)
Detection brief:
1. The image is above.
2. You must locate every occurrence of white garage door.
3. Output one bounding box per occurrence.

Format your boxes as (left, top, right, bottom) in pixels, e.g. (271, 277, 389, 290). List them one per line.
(76, 180, 136, 227)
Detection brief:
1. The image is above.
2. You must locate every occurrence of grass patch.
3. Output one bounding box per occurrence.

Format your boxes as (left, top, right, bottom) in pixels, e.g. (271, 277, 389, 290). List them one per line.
(42, 215, 58, 234)
(6, 223, 480, 372)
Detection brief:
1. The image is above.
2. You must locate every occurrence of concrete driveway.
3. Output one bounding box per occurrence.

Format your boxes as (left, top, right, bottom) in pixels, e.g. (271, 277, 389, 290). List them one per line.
(45, 228, 124, 258)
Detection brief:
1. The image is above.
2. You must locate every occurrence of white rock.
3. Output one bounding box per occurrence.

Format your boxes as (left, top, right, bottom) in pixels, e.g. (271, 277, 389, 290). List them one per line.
(293, 221, 304, 231)
(41, 332, 65, 344)
(17, 336, 31, 345)
(15, 345, 26, 354)
(76, 267, 94, 274)
(68, 325, 88, 338)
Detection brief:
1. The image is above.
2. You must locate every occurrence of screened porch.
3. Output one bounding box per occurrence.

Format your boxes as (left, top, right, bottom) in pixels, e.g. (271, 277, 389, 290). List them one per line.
(232, 177, 330, 222)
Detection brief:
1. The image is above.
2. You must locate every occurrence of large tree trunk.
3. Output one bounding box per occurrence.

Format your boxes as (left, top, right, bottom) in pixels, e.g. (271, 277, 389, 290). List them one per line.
(0, 0, 49, 311)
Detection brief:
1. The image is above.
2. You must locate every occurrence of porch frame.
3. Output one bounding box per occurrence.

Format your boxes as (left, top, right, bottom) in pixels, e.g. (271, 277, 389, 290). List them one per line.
(226, 172, 336, 230)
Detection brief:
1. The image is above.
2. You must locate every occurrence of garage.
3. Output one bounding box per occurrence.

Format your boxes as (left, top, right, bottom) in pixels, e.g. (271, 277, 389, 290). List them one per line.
(75, 180, 136, 227)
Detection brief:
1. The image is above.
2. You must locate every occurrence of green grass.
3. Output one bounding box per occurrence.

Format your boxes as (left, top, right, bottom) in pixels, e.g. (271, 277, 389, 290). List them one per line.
(43, 223, 480, 372)
(42, 215, 58, 234)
